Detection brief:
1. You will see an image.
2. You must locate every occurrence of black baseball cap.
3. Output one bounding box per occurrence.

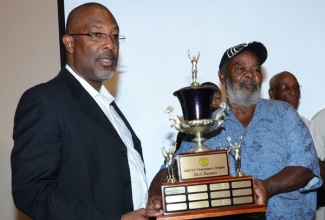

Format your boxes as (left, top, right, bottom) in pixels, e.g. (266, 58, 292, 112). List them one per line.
(219, 41, 267, 69)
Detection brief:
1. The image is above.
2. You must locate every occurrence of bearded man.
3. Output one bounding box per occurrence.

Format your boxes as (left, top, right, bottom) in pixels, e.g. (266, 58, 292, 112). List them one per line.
(147, 42, 322, 220)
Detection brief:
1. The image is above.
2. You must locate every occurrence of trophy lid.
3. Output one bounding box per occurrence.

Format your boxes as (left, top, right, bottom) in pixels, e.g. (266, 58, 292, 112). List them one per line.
(173, 85, 216, 121)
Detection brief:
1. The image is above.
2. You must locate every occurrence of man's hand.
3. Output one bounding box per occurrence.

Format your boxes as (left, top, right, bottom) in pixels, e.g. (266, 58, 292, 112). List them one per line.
(319, 159, 325, 190)
(254, 179, 268, 206)
(253, 166, 314, 207)
(121, 208, 163, 220)
(146, 195, 163, 211)
(146, 169, 166, 211)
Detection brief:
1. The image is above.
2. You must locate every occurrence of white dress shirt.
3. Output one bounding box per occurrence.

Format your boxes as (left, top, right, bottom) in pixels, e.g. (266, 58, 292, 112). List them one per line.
(66, 65, 148, 209)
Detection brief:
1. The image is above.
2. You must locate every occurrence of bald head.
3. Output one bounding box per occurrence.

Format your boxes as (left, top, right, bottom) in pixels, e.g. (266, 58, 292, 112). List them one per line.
(269, 71, 301, 110)
(66, 3, 116, 34)
(269, 71, 297, 89)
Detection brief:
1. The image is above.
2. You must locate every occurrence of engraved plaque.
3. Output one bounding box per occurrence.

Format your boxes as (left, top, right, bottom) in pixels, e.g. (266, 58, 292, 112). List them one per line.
(161, 176, 257, 215)
(166, 195, 186, 203)
(189, 201, 209, 209)
(177, 150, 229, 181)
(210, 190, 231, 198)
(210, 182, 230, 190)
(165, 186, 185, 195)
(233, 188, 252, 196)
(211, 198, 232, 207)
(166, 203, 187, 212)
(232, 180, 251, 188)
(233, 196, 253, 205)
(188, 184, 207, 193)
(188, 192, 208, 201)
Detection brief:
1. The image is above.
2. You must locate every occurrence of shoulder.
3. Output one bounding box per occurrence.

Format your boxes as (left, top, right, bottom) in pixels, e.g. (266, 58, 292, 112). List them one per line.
(21, 69, 65, 93)
(311, 108, 325, 122)
(258, 98, 292, 109)
(256, 98, 297, 117)
(19, 69, 80, 103)
(310, 108, 325, 130)
(300, 115, 311, 127)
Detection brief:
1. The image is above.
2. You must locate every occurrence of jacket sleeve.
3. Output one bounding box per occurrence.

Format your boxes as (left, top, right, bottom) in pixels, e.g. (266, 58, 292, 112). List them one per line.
(11, 87, 120, 220)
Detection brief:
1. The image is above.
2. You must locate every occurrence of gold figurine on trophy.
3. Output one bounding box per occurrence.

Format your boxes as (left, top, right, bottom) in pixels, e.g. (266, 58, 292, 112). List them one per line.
(227, 136, 245, 177)
(187, 50, 200, 86)
(161, 142, 178, 183)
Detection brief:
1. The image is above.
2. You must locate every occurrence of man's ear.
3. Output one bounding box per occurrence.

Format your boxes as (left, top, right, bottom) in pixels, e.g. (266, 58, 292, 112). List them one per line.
(268, 89, 275, 100)
(62, 35, 75, 54)
(218, 70, 225, 85)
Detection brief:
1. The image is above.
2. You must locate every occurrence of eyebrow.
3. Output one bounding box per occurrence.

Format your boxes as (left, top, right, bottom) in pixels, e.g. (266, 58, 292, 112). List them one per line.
(89, 25, 120, 32)
(234, 62, 245, 66)
(234, 62, 261, 67)
(280, 83, 299, 86)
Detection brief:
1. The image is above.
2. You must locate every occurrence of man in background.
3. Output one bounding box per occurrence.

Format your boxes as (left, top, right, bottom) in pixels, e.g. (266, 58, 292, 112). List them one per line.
(269, 71, 310, 126)
(201, 81, 223, 112)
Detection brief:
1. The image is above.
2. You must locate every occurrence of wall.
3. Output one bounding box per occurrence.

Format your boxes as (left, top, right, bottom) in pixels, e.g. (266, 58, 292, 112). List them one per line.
(1, 0, 325, 219)
(0, 1, 60, 219)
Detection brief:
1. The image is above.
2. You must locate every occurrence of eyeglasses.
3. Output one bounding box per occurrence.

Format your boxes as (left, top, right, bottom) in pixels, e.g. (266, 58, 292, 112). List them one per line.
(276, 84, 302, 92)
(69, 32, 126, 44)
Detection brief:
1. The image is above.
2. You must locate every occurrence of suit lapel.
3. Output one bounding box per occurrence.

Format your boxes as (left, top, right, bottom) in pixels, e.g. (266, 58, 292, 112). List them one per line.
(59, 69, 142, 159)
(60, 69, 123, 143)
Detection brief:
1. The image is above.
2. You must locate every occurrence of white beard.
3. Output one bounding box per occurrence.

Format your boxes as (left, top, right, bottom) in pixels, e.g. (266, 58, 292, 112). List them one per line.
(225, 77, 261, 107)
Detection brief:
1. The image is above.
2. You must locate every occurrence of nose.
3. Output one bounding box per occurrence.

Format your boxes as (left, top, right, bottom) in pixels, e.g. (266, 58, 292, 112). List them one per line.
(243, 69, 256, 78)
(102, 36, 116, 51)
(288, 87, 300, 95)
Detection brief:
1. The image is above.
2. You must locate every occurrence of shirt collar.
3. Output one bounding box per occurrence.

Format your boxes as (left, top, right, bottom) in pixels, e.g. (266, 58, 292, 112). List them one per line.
(65, 65, 115, 104)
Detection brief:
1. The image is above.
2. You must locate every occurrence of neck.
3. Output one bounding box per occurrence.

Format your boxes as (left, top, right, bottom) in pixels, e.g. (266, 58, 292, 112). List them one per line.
(228, 103, 256, 128)
(89, 81, 102, 92)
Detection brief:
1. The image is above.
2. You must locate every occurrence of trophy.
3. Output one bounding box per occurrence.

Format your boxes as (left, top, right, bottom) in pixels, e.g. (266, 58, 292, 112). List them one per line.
(165, 50, 227, 153)
(158, 51, 266, 219)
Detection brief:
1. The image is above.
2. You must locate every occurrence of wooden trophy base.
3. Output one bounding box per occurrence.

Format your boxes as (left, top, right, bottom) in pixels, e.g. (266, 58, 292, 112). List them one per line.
(159, 176, 266, 219)
(157, 204, 266, 220)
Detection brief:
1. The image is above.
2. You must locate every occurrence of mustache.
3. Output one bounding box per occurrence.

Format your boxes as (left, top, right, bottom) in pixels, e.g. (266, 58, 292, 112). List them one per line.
(238, 78, 258, 88)
(98, 51, 115, 60)
(237, 78, 259, 92)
